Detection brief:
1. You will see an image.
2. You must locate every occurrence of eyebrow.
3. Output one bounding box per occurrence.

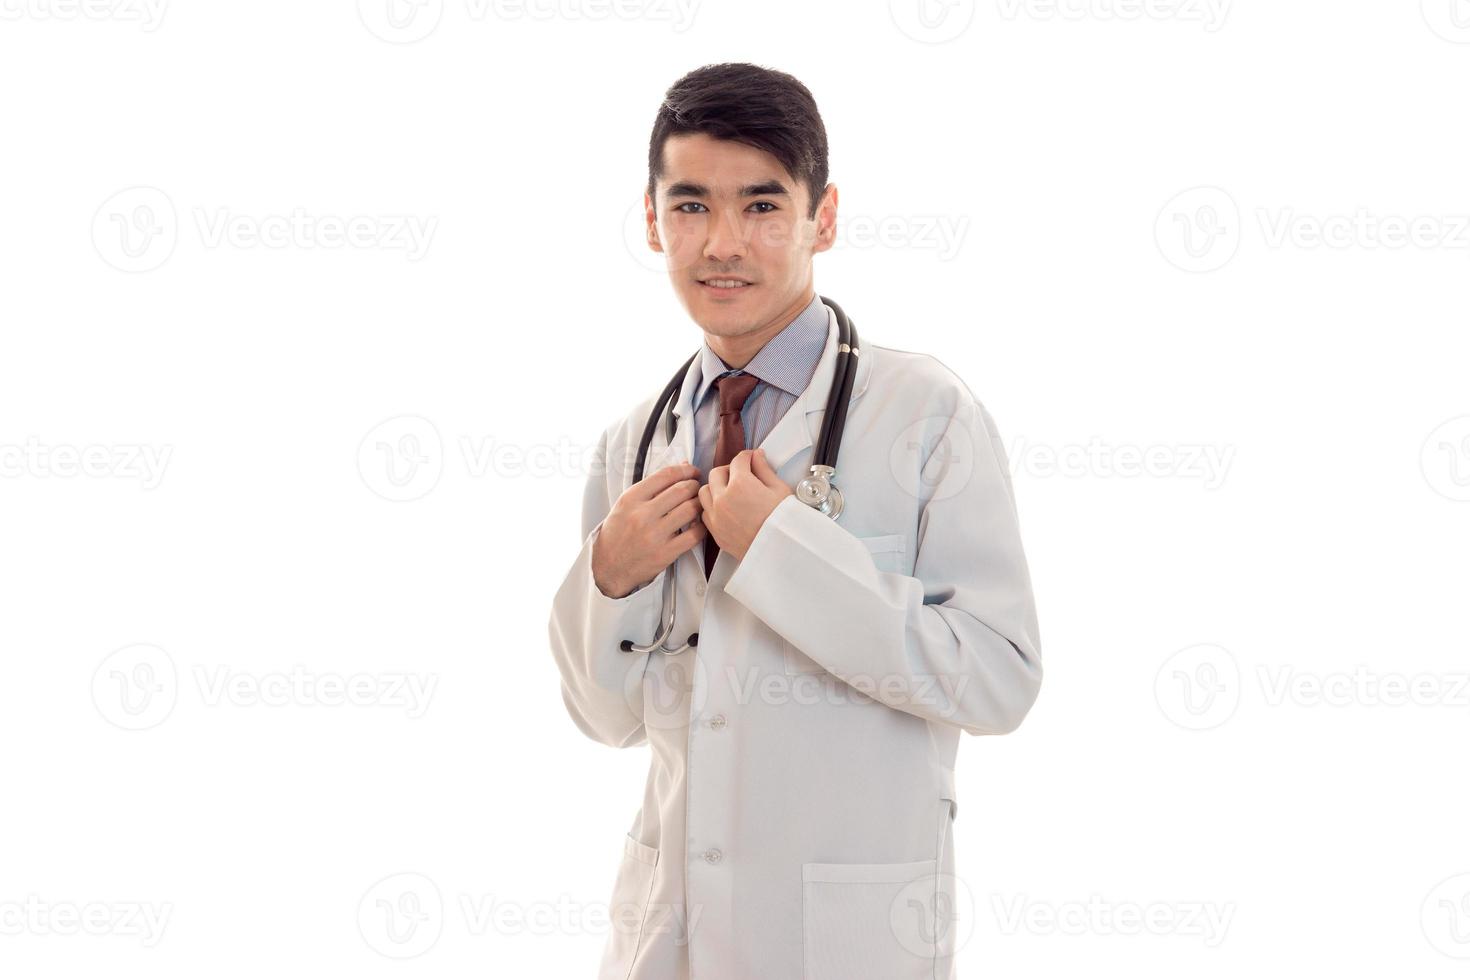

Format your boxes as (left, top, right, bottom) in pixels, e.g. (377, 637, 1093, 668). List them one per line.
(664, 180, 790, 200)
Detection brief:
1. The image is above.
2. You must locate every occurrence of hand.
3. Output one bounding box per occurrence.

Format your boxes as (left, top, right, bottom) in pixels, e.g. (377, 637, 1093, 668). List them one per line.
(698, 448, 793, 562)
(592, 463, 706, 599)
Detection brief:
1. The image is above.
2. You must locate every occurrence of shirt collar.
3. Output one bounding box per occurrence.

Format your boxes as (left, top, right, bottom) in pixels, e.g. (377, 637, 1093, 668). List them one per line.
(690, 291, 828, 412)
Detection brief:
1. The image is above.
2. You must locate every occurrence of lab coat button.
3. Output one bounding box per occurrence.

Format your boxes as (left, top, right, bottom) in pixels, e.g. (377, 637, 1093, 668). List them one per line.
(709, 714, 726, 730)
(703, 848, 722, 864)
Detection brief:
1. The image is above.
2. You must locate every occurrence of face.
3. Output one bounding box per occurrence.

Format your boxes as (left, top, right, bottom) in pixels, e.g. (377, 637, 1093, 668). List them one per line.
(646, 132, 836, 347)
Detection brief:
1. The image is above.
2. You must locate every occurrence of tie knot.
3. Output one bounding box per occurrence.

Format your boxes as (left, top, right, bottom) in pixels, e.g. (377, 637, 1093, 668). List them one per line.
(715, 371, 761, 417)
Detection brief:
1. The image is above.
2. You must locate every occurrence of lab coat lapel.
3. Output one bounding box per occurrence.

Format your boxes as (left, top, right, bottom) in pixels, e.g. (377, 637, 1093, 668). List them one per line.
(751, 301, 874, 480)
(658, 300, 875, 480)
(646, 351, 701, 472)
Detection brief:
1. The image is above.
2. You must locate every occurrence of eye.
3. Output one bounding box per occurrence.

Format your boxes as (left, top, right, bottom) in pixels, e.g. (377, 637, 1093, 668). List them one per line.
(674, 202, 707, 214)
(749, 202, 777, 214)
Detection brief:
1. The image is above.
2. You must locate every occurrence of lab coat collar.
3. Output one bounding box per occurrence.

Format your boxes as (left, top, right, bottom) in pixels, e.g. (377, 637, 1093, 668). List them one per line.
(667, 299, 874, 479)
(688, 291, 829, 410)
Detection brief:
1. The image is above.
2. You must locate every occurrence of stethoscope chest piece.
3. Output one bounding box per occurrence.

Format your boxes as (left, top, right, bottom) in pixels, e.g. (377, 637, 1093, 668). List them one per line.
(795, 464, 845, 521)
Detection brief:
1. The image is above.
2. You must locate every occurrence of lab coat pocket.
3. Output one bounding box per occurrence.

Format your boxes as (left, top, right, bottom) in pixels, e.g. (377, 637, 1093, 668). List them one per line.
(598, 834, 659, 980)
(783, 534, 907, 674)
(801, 858, 939, 980)
(857, 533, 907, 574)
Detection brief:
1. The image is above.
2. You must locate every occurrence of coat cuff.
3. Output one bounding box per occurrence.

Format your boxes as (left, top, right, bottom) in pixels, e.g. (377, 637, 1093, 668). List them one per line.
(725, 494, 875, 620)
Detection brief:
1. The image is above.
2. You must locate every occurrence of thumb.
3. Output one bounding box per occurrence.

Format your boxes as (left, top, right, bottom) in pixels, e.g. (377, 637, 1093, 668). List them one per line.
(752, 448, 784, 488)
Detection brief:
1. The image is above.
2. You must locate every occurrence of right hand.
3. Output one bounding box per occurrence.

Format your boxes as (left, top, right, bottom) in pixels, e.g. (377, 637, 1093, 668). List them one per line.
(592, 463, 706, 599)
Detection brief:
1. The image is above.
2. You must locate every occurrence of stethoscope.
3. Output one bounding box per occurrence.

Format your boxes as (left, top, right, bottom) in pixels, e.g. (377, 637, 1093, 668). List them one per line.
(620, 294, 861, 657)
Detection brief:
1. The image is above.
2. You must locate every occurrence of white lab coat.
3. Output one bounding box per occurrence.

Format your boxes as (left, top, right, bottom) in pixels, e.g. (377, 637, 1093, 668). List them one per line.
(548, 304, 1042, 980)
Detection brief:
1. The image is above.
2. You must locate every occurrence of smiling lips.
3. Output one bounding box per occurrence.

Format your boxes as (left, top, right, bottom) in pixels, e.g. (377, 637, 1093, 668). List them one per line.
(700, 277, 753, 292)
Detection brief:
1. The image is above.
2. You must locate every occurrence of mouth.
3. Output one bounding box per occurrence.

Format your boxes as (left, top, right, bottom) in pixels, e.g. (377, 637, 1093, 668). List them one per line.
(698, 277, 755, 295)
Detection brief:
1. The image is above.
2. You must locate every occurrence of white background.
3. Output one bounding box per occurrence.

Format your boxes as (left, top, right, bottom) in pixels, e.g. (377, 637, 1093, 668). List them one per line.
(2, 0, 1468, 976)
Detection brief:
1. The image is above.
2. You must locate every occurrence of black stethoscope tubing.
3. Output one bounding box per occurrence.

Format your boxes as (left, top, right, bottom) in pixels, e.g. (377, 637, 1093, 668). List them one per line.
(632, 294, 859, 484)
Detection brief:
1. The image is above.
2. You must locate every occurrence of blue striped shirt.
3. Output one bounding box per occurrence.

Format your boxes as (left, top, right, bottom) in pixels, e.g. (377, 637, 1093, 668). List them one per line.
(689, 291, 829, 477)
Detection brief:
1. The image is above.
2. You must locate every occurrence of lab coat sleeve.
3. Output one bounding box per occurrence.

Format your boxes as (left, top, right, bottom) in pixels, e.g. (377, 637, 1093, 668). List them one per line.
(724, 397, 1043, 735)
(547, 427, 661, 749)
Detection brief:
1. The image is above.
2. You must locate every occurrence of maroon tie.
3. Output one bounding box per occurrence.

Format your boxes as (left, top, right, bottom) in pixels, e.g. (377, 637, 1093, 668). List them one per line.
(704, 371, 762, 579)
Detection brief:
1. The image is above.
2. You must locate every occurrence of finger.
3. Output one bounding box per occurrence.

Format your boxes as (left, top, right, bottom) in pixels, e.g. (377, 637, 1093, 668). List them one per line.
(649, 477, 702, 517)
(658, 497, 701, 534)
(633, 462, 700, 501)
(666, 519, 706, 557)
(698, 482, 712, 510)
(730, 449, 753, 481)
(710, 465, 730, 494)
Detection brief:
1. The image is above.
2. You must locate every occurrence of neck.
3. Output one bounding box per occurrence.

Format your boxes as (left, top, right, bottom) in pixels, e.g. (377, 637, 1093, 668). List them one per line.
(705, 288, 816, 369)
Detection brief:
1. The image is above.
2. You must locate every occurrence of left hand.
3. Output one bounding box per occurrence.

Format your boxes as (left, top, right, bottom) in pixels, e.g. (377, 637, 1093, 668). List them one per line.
(698, 448, 794, 562)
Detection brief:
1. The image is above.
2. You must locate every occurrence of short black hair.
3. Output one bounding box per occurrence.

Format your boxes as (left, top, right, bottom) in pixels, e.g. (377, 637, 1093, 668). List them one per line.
(647, 63, 830, 221)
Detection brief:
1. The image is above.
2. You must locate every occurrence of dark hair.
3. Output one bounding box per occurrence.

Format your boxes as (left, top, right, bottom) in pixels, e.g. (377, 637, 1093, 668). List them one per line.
(647, 63, 829, 221)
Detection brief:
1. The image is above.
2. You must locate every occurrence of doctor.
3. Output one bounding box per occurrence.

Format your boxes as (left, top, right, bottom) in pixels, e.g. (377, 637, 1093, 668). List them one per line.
(548, 63, 1043, 980)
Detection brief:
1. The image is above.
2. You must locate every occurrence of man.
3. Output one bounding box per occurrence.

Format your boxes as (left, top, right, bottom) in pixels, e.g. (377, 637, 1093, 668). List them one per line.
(548, 62, 1043, 980)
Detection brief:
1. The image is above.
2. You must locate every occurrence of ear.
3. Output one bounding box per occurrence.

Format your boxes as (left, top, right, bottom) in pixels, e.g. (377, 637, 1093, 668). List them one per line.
(812, 182, 838, 254)
(645, 192, 663, 254)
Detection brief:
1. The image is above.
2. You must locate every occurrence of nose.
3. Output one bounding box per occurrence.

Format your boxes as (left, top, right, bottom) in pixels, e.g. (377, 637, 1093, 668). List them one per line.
(702, 207, 749, 265)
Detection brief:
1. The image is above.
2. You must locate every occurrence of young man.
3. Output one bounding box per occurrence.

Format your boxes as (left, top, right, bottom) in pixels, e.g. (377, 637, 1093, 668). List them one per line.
(548, 62, 1043, 980)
